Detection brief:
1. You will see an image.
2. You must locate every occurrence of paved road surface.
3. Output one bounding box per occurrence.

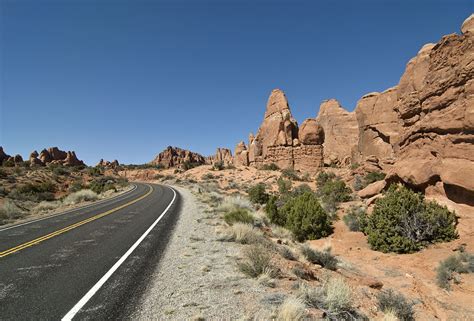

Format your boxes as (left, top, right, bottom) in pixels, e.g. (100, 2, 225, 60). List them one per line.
(0, 183, 180, 320)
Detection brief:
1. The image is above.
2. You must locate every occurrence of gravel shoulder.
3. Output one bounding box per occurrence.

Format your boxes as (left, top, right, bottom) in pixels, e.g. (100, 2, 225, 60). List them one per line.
(132, 185, 268, 320)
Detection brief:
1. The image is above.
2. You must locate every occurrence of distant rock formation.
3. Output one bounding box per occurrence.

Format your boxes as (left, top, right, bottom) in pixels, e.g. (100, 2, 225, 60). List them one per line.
(150, 146, 206, 169)
(207, 148, 233, 166)
(96, 159, 120, 169)
(234, 89, 324, 172)
(0, 147, 11, 164)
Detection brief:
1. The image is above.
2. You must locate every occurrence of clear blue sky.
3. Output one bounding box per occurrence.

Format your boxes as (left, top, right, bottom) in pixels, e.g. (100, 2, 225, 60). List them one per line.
(1, 0, 472, 165)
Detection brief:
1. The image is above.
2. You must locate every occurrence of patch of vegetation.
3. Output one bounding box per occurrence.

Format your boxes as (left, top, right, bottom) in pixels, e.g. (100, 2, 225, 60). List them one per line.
(212, 161, 225, 171)
(365, 185, 458, 253)
(277, 177, 292, 195)
(277, 296, 306, 320)
(63, 189, 99, 205)
(182, 161, 201, 171)
(247, 183, 269, 205)
(87, 166, 102, 176)
(301, 245, 338, 270)
(343, 205, 368, 232)
(202, 173, 215, 180)
(0, 168, 8, 179)
(68, 180, 83, 193)
(376, 289, 415, 321)
(354, 171, 386, 191)
(9, 181, 56, 202)
(282, 192, 333, 241)
(0, 199, 24, 223)
(88, 176, 127, 194)
(281, 168, 300, 181)
(223, 208, 254, 225)
(324, 277, 352, 314)
(219, 223, 264, 244)
(316, 172, 351, 215)
(436, 251, 474, 290)
(238, 245, 275, 278)
(51, 166, 70, 176)
(261, 163, 279, 171)
(350, 162, 360, 170)
(279, 246, 297, 261)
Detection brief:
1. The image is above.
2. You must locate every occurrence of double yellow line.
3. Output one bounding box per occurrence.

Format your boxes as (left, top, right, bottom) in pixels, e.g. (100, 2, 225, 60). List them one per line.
(0, 185, 153, 258)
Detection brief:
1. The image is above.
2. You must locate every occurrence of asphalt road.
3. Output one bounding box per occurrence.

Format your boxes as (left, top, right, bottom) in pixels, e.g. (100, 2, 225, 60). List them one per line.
(0, 182, 180, 320)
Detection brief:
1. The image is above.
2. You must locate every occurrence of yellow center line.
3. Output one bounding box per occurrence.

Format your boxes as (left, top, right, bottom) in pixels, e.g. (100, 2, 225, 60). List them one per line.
(0, 184, 154, 258)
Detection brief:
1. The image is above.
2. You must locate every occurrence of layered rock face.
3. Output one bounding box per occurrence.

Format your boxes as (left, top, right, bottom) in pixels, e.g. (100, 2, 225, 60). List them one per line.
(234, 89, 324, 172)
(315, 99, 358, 165)
(150, 146, 206, 168)
(385, 21, 474, 205)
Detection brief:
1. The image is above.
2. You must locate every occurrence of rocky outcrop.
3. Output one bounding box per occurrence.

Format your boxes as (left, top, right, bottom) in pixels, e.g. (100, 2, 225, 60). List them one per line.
(234, 142, 249, 166)
(32, 147, 85, 167)
(315, 99, 358, 165)
(150, 146, 206, 169)
(208, 148, 233, 166)
(234, 89, 324, 172)
(96, 159, 120, 169)
(0, 147, 10, 164)
(383, 24, 474, 205)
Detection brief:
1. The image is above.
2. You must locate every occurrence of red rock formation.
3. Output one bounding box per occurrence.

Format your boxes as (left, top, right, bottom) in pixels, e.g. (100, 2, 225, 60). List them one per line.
(96, 159, 120, 169)
(234, 89, 324, 172)
(150, 146, 206, 168)
(315, 99, 358, 166)
(29, 150, 44, 167)
(208, 148, 233, 166)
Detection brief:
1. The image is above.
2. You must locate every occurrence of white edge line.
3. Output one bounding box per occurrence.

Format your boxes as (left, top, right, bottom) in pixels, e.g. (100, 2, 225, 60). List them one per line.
(0, 184, 138, 232)
(61, 185, 177, 321)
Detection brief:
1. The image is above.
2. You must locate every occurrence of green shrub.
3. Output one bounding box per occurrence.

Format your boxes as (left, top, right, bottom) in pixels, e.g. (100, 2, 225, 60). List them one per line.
(277, 177, 292, 195)
(89, 177, 117, 194)
(212, 161, 225, 171)
(291, 184, 312, 197)
(376, 289, 415, 321)
(365, 185, 458, 253)
(282, 192, 333, 241)
(365, 171, 386, 184)
(282, 168, 300, 181)
(261, 163, 279, 171)
(9, 181, 56, 202)
(350, 163, 360, 170)
(301, 245, 338, 270)
(353, 175, 365, 191)
(0, 168, 7, 179)
(247, 183, 269, 205)
(87, 166, 102, 176)
(237, 245, 275, 278)
(436, 252, 474, 290)
(52, 166, 70, 176)
(343, 206, 368, 232)
(182, 161, 200, 171)
(224, 208, 254, 225)
(265, 195, 286, 226)
(319, 180, 352, 203)
(316, 172, 336, 188)
(202, 173, 215, 180)
(69, 180, 83, 193)
(279, 246, 297, 261)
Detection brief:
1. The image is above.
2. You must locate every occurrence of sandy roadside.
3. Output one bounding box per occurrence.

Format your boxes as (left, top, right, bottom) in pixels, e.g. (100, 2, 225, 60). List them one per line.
(0, 184, 135, 230)
(131, 185, 271, 320)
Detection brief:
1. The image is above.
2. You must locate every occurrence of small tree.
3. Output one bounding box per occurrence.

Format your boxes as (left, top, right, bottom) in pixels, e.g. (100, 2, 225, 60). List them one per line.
(282, 192, 333, 241)
(366, 185, 458, 253)
(247, 183, 269, 205)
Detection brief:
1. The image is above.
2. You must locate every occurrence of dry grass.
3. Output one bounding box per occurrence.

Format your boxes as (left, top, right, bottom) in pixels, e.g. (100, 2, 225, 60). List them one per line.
(277, 296, 306, 321)
(324, 277, 352, 313)
(63, 189, 99, 205)
(218, 223, 265, 245)
(383, 310, 400, 321)
(238, 245, 275, 278)
(257, 267, 277, 288)
(271, 224, 293, 240)
(34, 200, 62, 213)
(217, 195, 253, 212)
(0, 199, 24, 222)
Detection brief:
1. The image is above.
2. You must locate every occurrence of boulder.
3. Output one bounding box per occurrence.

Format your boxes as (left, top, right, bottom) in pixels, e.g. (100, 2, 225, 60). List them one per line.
(234, 141, 249, 166)
(29, 150, 44, 167)
(358, 180, 387, 199)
